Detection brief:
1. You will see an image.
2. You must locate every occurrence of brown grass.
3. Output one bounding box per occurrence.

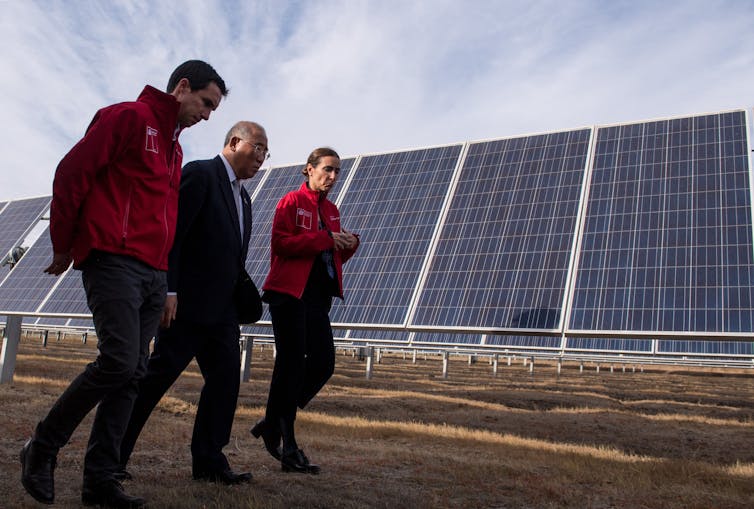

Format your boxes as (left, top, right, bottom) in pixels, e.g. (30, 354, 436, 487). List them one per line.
(2, 333, 754, 508)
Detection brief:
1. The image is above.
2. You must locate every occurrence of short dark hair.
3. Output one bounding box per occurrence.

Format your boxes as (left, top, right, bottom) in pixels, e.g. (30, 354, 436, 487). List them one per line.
(303, 147, 340, 176)
(166, 60, 228, 97)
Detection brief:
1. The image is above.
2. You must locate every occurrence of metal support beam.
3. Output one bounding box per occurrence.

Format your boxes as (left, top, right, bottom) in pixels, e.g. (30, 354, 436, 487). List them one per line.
(365, 346, 374, 379)
(1, 315, 23, 384)
(442, 351, 449, 378)
(240, 337, 254, 382)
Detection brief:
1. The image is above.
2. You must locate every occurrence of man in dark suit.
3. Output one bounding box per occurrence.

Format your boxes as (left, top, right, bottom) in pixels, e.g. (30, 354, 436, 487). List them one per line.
(118, 121, 269, 484)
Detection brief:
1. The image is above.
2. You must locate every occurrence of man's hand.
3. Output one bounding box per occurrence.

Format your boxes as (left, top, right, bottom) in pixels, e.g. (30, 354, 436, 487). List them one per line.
(161, 294, 178, 328)
(44, 252, 72, 276)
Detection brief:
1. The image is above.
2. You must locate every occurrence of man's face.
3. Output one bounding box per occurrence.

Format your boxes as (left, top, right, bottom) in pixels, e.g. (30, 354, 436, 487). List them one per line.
(232, 129, 269, 180)
(174, 79, 223, 128)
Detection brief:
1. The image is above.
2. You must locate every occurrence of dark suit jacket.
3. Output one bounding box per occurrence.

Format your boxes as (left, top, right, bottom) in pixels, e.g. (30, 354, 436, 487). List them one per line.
(167, 155, 252, 325)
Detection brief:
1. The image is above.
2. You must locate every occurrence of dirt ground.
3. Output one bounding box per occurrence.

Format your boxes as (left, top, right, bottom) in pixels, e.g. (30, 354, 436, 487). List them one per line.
(2, 334, 754, 508)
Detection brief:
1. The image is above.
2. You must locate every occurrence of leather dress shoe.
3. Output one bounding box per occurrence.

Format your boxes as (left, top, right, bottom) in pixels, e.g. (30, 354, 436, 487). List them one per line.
(250, 418, 282, 460)
(20, 438, 56, 504)
(281, 448, 320, 475)
(193, 468, 253, 485)
(81, 479, 145, 508)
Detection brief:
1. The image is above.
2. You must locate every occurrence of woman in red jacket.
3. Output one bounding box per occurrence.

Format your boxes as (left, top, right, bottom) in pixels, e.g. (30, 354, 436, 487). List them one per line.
(252, 147, 359, 474)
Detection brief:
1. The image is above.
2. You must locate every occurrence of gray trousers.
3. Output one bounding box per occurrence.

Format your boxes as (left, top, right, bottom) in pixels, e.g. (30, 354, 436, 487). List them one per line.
(33, 251, 166, 486)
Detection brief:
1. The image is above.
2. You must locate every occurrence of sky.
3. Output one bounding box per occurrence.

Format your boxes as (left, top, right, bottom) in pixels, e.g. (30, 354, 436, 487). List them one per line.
(3, 0, 754, 201)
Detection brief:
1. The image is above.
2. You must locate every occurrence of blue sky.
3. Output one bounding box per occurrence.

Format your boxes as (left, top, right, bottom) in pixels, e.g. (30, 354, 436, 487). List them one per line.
(3, 0, 754, 200)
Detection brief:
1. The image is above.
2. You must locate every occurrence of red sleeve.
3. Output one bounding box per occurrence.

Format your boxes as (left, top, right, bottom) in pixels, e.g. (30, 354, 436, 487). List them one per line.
(49, 106, 135, 253)
(270, 193, 333, 258)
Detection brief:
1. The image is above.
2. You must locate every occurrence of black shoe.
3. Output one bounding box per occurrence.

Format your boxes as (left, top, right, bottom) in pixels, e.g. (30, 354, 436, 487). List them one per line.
(81, 479, 145, 508)
(193, 468, 253, 485)
(113, 468, 133, 481)
(281, 449, 320, 475)
(20, 438, 56, 504)
(250, 418, 282, 460)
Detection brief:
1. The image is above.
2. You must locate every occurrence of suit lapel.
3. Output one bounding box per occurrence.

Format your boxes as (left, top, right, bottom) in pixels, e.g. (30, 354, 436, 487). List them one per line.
(214, 157, 242, 249)
(241, 186, 252, 262)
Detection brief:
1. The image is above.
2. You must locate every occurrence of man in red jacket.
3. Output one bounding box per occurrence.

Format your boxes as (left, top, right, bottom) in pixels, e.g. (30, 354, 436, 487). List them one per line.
(20, 60, 227, 509)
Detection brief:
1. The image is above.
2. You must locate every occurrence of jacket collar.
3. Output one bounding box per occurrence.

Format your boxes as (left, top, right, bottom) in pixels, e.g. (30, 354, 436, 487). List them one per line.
(136, 85, 182, 139)
(299, 181, 327, 204)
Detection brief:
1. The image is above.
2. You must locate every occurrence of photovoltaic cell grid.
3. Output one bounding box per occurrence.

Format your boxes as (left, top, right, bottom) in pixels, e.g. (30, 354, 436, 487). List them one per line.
(37, 269, 89, 317)
(566, 337, 652, 352)
(242, 167, 267, 198)
(411, 332, 482, 345)
(410, 129, 591, 332)
(0, 196, 50, 267)
(569, 111, 754, 335)
(485, 336, 561, 348)
(657, 339, 754, 355)
(0, 226, 59, 314)
(329, 145, 464, 326)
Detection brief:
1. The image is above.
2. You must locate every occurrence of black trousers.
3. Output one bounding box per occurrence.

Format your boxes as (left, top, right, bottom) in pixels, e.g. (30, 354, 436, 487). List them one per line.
(120, 319, 241, 473)
(264, 291, 335, 425)
(33, 252, 166, 486)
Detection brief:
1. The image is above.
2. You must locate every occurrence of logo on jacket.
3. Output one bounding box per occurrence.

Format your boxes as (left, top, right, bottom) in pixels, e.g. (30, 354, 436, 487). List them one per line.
(296, 208, 312, 229)
(145, 126, 159, 154)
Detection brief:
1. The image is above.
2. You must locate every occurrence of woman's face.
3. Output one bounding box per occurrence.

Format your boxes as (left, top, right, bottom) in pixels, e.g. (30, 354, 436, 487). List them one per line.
(306, 156, 341, 193)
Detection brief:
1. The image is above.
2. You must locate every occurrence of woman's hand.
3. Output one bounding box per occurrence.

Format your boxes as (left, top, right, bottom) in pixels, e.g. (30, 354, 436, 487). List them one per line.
(332, 230, 358, 250)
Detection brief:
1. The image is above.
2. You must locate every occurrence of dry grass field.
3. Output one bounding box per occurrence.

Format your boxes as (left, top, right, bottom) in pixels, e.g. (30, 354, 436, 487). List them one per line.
(2, 332, 754, 508)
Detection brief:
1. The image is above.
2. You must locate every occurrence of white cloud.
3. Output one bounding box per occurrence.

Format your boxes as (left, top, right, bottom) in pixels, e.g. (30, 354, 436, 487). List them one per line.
(2, 0, 754, 200)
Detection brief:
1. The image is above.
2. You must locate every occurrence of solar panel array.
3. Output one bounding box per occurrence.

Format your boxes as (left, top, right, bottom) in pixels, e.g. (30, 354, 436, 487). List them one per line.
(2, 109, 754, 359)
(569, 111, 754, 337)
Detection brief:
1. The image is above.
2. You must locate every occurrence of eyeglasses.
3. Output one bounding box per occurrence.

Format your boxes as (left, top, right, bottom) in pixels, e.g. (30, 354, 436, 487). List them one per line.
(240, 139, 270, 160)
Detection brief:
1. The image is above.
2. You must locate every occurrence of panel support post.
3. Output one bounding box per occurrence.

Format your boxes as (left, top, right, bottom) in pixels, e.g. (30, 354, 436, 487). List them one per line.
(492, 354, 498, 376)
(528, 357, 534, 374)
(240, 337, 253, 382)
(0, 315, 23, 384)
(412, 349, 417, 364)
(557, 359, 562, 375)
(442, 351, 449, 379)
(42, 330, 49, 347)
(365, 346, 374, 379)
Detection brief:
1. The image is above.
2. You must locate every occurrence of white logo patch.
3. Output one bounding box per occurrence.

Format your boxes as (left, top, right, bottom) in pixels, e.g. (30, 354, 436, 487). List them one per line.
(296, 208, 312, 229)
(145, 126, 159, 154)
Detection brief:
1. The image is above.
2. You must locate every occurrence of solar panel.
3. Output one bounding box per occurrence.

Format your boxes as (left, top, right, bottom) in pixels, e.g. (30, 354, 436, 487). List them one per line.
(485, 335, 562, 348)
(0, 226, 60, 313)
(409, 129, 592, 333)
(0, 196, 50, 272)
(328, 145, 464, 326)
(37, 269, 89, 316)
(242, 166, 267, 198)
(411, 332, 483, 345)
(347, 329, 411, 343)
(565, 337, 653, 353)
(568, 111, 754, 336)
(657, 339, 754, 355)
